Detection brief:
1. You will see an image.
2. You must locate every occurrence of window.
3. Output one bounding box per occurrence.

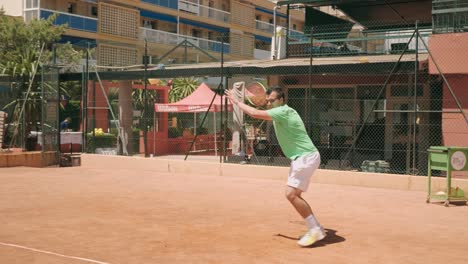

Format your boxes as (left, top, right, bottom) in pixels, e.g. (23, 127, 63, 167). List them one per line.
(192, 29, 201, 38)
(67, 3, 76, 14)
(293, 24, 297, 30)
(269, 18, 274, 24)
(208, 1, 214, 17)
(91, 6, 98, 16)
(26, 0, 39, 9)
(143, 20, 152, 28)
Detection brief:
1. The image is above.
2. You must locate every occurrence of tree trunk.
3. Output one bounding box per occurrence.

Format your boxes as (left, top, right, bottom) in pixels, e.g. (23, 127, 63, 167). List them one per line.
(118, 80, 133, 155)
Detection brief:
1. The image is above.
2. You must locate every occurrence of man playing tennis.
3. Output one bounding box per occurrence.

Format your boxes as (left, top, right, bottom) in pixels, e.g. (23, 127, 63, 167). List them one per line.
(225, 86, 325, 247)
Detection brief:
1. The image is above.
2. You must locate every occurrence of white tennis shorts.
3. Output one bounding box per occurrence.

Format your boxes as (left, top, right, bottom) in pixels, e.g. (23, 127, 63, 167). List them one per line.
(287, 151, 321, 192)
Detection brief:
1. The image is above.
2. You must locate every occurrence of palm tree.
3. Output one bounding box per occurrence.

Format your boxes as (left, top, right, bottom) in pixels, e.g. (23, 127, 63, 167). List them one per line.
(169, 77, 200, 103)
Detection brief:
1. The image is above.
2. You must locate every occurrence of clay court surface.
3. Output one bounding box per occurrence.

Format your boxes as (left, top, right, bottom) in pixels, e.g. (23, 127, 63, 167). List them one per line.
(1, 161, 468, 264)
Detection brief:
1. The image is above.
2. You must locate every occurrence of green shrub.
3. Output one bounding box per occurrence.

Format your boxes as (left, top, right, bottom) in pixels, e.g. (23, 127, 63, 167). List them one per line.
(86, 133, 117, 153)
(168, 127, 183, 138)
(106, 127, 140, 153)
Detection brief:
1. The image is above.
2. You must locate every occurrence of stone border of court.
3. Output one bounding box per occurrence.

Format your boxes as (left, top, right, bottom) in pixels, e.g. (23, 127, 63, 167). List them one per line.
(81, 154, 468, 194)
(0, 151, 57, 168)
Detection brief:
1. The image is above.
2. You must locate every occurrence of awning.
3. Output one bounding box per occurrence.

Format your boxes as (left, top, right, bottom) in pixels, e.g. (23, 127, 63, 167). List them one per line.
(255, 35, 272, 43)
(277, 0, 433, 30)
(336, 0, 432, 30)
(140, 10, 178, 23)
(155, 83, 232, 113)
(255, 6, 287, 19)
(58, 54, 426, 82)
(304, 6, 353, 39)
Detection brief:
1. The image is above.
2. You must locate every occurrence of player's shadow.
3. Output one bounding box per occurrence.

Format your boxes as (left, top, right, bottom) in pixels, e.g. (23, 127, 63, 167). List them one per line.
(275, 228, 345, 247)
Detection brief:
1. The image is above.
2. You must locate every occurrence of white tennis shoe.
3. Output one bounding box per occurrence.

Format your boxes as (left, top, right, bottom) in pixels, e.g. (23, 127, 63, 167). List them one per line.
(297, 227, 326, 247)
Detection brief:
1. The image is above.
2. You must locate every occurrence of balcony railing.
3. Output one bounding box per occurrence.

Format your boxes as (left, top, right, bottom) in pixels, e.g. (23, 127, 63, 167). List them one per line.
(39, 9, 98, 33)
(254, 49, 270, 60)
(433, 0, 468, 12)
(287, 25, 432, 58)
(179, 0, 230, 23)
(256, 20, 274, 34)
(141, 0, 178, 10)
(140, 27, 230, 54)
(256, 20, 305, 39)
(289, 29, 306, 40)
(433, 0, 468, 33)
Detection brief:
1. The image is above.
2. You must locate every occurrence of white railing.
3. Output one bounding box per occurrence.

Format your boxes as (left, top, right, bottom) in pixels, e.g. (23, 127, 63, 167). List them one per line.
(179, 0, 199, 14)
(254, 49, 270, 60)
(140, 27, 180, 46)
(179, 0, 230, 23)
(24, 8, 40, 22)
(256, 20, 274, 34)
(383, 29, 431, 54)
(289, 29, 306, 40)
(139, 27, 230, 54)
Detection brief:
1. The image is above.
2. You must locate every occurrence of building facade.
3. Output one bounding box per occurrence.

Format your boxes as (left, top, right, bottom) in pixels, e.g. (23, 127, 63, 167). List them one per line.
(0, 0, 306, 66)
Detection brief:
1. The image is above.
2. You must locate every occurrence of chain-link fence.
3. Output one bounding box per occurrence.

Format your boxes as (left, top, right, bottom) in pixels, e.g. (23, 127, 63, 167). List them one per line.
(0, 65, 61, 162)
(0, 79, 22, 150)
(0, 14, 458, 175)
(75, 19, 468, 178)
(40, 65, 60, 165)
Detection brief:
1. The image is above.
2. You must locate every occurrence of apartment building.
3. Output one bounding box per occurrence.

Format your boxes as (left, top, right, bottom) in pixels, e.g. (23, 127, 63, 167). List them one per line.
(0, 0, 306, 66)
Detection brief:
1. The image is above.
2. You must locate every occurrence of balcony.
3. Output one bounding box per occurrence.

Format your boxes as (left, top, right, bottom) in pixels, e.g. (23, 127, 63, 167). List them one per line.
(39, 9, 98, 33)
(179, 0, 230, 23)
(139, 27, 230, 54)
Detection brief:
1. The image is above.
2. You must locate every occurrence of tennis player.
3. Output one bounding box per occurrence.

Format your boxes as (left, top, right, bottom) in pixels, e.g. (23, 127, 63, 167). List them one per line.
(225, 86, 325, 247)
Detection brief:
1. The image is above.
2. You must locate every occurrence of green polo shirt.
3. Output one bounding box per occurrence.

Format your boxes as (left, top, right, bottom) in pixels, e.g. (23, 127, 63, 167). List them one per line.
(266, 104, 318, 160)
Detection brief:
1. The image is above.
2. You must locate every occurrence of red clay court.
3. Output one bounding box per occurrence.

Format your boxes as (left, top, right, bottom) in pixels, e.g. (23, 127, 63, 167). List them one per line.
(1, 156, 467, 264)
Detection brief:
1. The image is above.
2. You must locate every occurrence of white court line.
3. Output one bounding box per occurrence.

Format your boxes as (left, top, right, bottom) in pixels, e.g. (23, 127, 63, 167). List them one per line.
(0, 242, 111, 264)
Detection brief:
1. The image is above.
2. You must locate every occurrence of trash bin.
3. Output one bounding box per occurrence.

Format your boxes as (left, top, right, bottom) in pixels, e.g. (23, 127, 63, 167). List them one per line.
(427, 146, 468, 206)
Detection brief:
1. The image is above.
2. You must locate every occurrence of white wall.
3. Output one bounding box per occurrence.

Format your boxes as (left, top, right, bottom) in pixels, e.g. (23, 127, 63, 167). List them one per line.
(0, 0, 24, 17)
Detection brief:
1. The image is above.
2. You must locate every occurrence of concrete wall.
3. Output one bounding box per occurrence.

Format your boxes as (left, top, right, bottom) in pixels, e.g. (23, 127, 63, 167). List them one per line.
(0, 0, 23, 17)
(429, 33, 468, 75)
(81, 154, 468, 195)
(428, 33, 468, 151)
(441, 76, 468, 148)
(0, 151, 58, 168)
